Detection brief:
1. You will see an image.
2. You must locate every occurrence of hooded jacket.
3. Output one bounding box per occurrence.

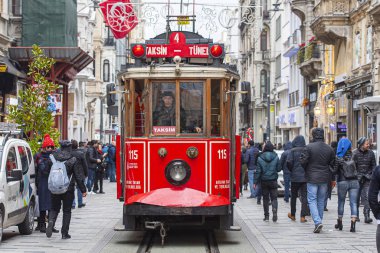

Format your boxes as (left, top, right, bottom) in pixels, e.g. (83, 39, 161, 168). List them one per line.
(369, 165, 380, 220)
(300, 128, 335, 184)
(286, 135, 307, 183)
(52, 149, 87, 194)
(280, 141, 292, 175)
(254, 143, 281, 184)
(245, 144, 260, 171)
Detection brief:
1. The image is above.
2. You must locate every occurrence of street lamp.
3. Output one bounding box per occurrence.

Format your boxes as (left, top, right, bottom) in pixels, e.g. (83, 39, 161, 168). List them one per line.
(327, 103, 335, 116)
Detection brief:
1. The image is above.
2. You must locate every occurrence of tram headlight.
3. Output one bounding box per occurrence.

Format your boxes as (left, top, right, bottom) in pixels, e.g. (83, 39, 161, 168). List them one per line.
(165, 160, 191, 186)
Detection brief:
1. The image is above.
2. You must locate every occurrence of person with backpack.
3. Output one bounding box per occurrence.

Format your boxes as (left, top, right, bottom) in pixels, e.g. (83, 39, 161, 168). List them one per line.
(46, 140, 87, 239)
(108, 141, 117, 182)
(331, 138, 359, 232)
(254, 141, 281, 222)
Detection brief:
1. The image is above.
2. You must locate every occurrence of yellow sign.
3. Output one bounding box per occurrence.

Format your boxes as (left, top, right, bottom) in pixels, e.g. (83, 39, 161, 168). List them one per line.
(270, 104, 275, 113)
(177, 16, 190, 25)
(0, 65, 7, 72)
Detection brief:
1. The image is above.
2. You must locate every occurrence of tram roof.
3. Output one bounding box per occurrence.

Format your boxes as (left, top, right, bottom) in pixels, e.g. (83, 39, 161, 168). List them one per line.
(117, 63, 239, 80)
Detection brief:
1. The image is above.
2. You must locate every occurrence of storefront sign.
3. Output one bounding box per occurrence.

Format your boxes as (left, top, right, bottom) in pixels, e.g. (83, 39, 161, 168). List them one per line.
(288, 112, 296, 124)
(337, 122, 347, 133)
(279, 114, 286, 125)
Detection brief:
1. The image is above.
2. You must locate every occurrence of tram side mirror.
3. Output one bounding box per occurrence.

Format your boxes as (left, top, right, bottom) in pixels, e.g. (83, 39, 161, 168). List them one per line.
(106, 83, 116, 106)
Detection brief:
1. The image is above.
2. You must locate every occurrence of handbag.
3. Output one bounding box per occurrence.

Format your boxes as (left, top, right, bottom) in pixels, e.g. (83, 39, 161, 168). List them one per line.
(341, 160, 357, 179)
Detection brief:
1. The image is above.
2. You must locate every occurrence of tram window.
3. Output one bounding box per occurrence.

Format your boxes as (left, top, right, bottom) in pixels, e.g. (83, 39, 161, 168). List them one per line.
(180, 82, 203, 134)
(152, 82, 176, 135)
(211, 80, 221, 136)
(135, 80, 145, 136)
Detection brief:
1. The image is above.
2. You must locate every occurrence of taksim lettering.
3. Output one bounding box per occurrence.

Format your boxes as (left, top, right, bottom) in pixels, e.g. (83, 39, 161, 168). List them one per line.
(147, 46, 168, 56)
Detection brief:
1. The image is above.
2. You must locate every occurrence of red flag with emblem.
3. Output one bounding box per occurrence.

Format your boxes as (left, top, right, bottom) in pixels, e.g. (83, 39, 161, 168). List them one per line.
(99, 0, 138, 39)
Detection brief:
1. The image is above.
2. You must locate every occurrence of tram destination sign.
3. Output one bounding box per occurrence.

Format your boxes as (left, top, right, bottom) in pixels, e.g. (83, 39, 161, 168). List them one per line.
(131, 32, 224, 59)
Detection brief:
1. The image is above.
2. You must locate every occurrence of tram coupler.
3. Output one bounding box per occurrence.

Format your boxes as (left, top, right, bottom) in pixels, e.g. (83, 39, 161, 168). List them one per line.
(144, 221, 167, 246)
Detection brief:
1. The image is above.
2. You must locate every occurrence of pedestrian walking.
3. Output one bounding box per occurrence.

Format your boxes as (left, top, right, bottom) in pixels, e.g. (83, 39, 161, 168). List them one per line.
(300, 128, 335, 233)
(107, 141, 117, 182)
(245, 140, 261, 203)
(286, 135, 308, 223)
(280, 141, 292, 203)
(254, 141, 281, 222)
(46, 140, 87, 239)
(369, 165, 380, 252)
(331, 138, 359, 232)
(240, 146, 247, 195)
(71, 139, 88, 208)
(352, 137, 376, 223)
(93, 143, 106, 194)
(35, 134, 58, 233)
(324, 141, 338, 211)
(86, 140, 101, 193)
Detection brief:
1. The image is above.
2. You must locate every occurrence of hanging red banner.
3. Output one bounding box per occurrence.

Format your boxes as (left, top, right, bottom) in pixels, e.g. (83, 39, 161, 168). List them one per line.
(99, 0, 138, 39)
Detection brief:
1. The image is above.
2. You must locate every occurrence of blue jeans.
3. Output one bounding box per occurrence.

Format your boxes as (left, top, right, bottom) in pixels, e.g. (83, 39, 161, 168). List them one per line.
(248, 170, 261, 199)
(284, 173, 291, 201)
(337, 180, 359, 218)
(72, 185, 83, 207)
(87, 168, 95, 192)
(108, 162, 116, 182)
(307, 183, 328, 225)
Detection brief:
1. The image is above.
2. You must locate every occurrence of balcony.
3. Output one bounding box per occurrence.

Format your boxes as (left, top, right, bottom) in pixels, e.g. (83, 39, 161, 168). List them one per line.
(290, 0, 308, 21)
(299, 43, 322, 77)
(310, 0, 351, 44)
(369, 0, 380, 25)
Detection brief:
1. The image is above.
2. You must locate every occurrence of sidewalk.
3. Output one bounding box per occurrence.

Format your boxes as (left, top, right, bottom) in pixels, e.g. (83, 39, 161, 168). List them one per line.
(235, 188, 377, 253)
(1, 181, 122, 253)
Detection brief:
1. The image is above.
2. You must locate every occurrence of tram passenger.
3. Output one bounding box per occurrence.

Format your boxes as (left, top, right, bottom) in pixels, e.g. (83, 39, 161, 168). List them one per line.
(153, 91, 202, 133)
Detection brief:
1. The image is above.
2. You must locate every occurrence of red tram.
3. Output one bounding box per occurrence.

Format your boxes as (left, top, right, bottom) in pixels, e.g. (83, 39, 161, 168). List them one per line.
(115, 31, 241, 232)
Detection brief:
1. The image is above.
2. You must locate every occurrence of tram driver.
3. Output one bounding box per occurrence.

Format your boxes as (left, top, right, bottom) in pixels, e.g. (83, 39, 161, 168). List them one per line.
(153, 91, 202, 133)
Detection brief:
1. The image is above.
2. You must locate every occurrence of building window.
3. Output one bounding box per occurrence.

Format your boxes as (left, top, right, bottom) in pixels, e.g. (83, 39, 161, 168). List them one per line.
(366, 27, 372, 64)
(11, 0, 21, 16)
(260, 69, 267, 98)
(354, 32, 361, 68)
(275, 16, 281, 40)
(275, 55, 281, 78)
(103, 60, 110, 82)
(261, 30, 268, 51)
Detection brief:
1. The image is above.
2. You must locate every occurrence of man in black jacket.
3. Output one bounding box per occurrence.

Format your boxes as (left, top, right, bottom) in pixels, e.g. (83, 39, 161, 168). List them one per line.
(71, 139, 88, 208)
(300, 128, 335, 233)
(280, 141, 292, 203)
(369, 165, 380, 252)
(353, 137, 376, 223)
(46, 140, 87, 239)
(86, 140, 101, 193)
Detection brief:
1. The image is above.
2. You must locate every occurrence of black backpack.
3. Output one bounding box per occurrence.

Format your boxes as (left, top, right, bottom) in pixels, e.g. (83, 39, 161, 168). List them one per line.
(341, 159, 357, 179)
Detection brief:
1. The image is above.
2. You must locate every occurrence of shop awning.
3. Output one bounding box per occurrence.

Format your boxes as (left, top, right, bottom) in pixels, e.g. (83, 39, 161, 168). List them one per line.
(0, 56, 27, 79)
(357, 96, 380, 106)
(8, 47, 93, 84)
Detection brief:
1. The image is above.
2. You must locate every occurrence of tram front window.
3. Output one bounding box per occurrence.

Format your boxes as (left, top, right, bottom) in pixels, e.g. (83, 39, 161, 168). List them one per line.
(180, 82, 203, 134)
(152, 82, 203, 135)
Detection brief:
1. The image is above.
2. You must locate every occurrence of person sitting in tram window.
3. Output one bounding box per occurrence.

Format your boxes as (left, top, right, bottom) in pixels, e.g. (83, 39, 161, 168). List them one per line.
(153, 91, 176, 127)
(153, 91, 202, 133)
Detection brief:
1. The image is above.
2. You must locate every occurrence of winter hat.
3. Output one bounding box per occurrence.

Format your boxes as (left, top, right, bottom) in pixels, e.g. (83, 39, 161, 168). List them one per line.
(162, 91, 174, 98)
(311, 127, 324, 141)
(41, 134, 55, 148)
(59, 140, 72, 148)
(357, 137, 367, 148)
(336, 138, 351, 158)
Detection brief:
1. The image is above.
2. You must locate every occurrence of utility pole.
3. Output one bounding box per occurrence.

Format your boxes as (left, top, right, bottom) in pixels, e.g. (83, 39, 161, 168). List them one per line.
(100, 96, 104, 143)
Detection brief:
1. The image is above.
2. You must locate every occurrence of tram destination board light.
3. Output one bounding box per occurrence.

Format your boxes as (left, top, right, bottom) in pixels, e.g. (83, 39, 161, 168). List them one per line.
(132, 44, 145, 58)
(210, 44, 224, 58)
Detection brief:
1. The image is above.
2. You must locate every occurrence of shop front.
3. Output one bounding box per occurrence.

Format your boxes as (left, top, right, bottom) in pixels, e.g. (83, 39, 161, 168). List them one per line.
(278, 107, 304, 144)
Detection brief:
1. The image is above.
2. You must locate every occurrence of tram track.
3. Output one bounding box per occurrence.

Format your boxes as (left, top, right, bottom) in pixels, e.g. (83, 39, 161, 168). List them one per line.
(136, 229, 220, 253)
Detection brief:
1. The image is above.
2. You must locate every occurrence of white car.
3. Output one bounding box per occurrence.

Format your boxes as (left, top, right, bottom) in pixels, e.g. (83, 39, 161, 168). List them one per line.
(0, 135, 37, 242)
